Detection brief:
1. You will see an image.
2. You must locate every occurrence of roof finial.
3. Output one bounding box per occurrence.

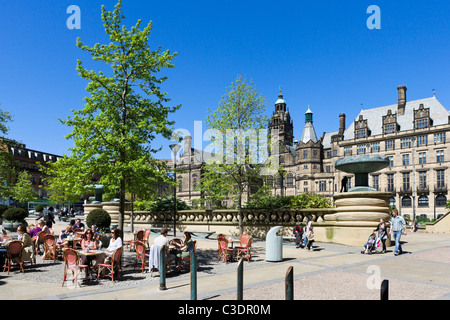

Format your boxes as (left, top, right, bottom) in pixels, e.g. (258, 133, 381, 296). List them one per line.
(433, 88, 436, 98)
(361, 103, 364, 111)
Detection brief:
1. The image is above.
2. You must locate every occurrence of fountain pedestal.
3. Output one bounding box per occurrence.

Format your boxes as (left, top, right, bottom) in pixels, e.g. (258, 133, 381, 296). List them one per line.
(327, 154, 392, 246)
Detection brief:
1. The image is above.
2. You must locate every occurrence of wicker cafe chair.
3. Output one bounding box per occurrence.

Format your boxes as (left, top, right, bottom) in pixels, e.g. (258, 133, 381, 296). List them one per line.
(42, 234, 57, 263)
(144, 229, 151, 248)
(235, 234, 253, 262)
(62, 248, 89, 288)
(134, 241, 149, 273)
(217, 238, 234, 264)
(3, 240, 24, 274)
(181, 240, 197, 271)
(35, 231, 46, 255)
(97, 247, 123, 282)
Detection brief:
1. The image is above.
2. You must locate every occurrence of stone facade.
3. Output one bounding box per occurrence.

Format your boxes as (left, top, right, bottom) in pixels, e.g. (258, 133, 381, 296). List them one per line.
(174, 85, 450, 220)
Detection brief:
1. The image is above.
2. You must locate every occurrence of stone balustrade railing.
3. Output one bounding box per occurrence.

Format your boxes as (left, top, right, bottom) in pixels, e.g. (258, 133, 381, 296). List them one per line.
(122, 208, 336, 226)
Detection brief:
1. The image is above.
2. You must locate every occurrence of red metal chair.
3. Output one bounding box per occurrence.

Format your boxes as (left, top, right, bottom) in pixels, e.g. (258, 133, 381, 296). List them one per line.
(42, 234, 57, 262)
(217, 238, 234, 264)
(181, 240, 197, 271)
(134, 241, 149, 273)
(235, 234, 253, 262)
(123, 229, 145, 252)
(97, 247, 123, 282)
(3, 240, 24, 274)
(62, 248, 89, 288)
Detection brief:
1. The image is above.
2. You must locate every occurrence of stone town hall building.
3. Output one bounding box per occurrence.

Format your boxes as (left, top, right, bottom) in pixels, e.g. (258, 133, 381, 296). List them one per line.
(175, 85, 450, 220)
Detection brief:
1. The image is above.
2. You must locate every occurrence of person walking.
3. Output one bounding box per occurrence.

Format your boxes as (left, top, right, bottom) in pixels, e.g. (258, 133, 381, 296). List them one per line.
(303, 215, 313, 249)
(293, 224, 304, 248)
(390, 209, 407, 256)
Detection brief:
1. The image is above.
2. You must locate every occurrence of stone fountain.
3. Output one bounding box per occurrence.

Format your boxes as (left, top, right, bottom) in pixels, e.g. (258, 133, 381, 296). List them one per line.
(324, 154, 392, 246)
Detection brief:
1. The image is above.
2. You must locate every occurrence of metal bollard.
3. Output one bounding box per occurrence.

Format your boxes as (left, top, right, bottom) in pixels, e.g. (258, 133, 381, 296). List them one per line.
(159, 245, 167, 291)
(190, 251, 197, 300)
(285, 266, 294, 300)
(237, 258, 244, 300)
(380, 279, 389, 300)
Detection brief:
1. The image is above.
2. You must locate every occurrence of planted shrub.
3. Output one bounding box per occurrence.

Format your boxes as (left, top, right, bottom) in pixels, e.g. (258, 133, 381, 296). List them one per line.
(35, 205, 44, 213)
(0, 204, 9, 219)
(3, 207, 28, 222)
(149, 197, 191, 211)
(86, 208, 111, 231)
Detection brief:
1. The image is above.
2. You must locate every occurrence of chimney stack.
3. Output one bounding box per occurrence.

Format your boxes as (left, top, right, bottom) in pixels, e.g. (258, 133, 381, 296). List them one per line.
(397, 85, 407, 115)
(339, 113, 346, 134)
(184, 136, 192, 157)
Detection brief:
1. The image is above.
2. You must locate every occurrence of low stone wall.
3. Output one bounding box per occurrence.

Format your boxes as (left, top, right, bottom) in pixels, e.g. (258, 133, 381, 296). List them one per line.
(85, 201, 391, 246)
(426, 212, 450, 233)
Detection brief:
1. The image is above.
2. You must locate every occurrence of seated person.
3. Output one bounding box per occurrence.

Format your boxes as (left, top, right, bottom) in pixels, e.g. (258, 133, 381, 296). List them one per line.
(174, 232, 194, 271)
(58, 226, 73, 246)
(31, 220, 49, 241)
(80, 229, 98, 265)
(103, 228, 122, 264)
(90, 225, 100, 242)
(410, 219, 418, 232)
(154, 227, 175, 266)
(362, 233, 376, 254)
(72, 219, 85, 232)
(17, 225, 35, 263)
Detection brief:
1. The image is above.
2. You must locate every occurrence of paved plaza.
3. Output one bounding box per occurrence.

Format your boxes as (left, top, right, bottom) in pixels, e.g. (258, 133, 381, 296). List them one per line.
(1, 218, 450, 300)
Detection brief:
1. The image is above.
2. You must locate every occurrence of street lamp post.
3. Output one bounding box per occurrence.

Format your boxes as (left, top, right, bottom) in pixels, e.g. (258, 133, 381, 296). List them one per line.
(169, 144, 181, 237)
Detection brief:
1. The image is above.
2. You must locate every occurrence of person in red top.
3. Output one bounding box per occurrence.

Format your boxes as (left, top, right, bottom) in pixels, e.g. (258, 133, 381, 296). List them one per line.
(293, 225, 304, 248)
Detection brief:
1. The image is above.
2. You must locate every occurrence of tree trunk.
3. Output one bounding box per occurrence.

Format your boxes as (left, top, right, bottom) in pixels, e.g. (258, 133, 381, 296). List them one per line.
(238, 192, 243, 235)
(119, 178, 125, 236)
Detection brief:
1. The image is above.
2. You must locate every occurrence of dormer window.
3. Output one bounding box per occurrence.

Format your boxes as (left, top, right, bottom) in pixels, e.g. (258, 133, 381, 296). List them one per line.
(354, 115, 370, 139)
(383, 109, 398, 134)
(414, 104, 431, 129)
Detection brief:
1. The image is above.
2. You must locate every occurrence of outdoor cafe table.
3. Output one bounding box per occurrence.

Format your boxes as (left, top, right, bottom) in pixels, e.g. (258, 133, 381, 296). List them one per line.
(66, 236, 82, 249)
(78, 249, 103, 281)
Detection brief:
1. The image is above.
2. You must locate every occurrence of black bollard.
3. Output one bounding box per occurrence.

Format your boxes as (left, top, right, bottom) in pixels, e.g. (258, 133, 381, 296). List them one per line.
(380, 279, 389, 300)
(190, 251, 197, 300)
(159, 244, 167, 291)
(237, 258, 244, 300)
(285, 266, 294, 300)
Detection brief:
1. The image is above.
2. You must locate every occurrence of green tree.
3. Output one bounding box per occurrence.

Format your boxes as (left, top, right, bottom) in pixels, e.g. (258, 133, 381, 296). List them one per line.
(10, 171, 36, 204)
(49, 0, 179, 232)
(0, 106, 19, 200)
(201, 75, 269, 234)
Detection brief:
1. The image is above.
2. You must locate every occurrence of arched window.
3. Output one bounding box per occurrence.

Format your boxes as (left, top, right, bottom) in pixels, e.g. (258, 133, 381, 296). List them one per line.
(286, 173, 294, 188)
(389, 196, 396, 207)
(192, 174, 198, 189)
(436, 195, 447, 207)
(402, 196, 412, 207)
(418, 195, 429, 207)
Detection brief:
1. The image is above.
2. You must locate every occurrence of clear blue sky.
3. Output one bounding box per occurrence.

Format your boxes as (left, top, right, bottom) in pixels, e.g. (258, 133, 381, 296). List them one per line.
(1, 0, 449, 160)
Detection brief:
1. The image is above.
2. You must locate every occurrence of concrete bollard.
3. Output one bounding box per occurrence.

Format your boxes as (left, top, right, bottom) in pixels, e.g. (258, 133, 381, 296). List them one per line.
(380, 279, 389, 300)
(159, 245, 167, 290)
(285, 266, 294, 300)
(190, 251, 197, 300)
(237, 258, 244, 300)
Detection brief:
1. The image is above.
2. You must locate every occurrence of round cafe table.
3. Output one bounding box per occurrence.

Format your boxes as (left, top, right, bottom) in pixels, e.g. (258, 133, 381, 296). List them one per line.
(78, 249, 103, 281)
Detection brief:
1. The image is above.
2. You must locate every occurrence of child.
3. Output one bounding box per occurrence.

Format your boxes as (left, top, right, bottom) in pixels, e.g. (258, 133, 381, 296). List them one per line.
(362, 233, 376, 254)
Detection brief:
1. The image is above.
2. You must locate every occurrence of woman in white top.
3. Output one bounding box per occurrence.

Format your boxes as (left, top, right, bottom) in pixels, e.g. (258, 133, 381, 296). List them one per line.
(103, 228, 122, 264)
